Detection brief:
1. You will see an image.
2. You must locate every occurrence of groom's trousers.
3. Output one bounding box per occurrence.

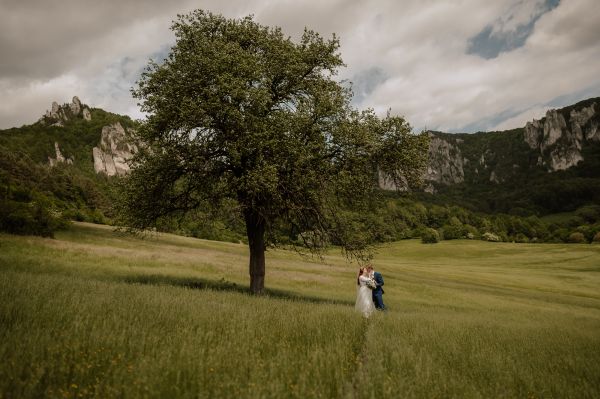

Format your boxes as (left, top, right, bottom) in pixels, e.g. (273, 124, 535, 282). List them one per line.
(373, 291, 385, 310)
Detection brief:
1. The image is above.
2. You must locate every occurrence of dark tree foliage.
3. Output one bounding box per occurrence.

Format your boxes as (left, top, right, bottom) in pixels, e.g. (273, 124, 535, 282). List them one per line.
(118, 11, 429, 294)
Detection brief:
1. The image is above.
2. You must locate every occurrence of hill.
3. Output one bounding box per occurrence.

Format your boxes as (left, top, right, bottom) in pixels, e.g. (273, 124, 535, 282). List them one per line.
(1, 222, 599, 398)
(1, 96, 600, 244)
(412, 97, 600, 215)
(0, 97, 138, 235)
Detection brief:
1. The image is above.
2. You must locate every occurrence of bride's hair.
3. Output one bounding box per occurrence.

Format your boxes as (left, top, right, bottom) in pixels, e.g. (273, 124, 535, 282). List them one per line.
(357, 267, 364, 285)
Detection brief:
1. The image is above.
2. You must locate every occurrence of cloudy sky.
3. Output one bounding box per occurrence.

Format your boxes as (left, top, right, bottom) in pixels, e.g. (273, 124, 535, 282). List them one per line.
(1, 0, 599, 132)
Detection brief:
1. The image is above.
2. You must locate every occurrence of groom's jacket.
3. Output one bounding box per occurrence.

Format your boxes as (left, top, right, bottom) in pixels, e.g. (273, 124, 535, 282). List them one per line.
(373, 272, 384, 294)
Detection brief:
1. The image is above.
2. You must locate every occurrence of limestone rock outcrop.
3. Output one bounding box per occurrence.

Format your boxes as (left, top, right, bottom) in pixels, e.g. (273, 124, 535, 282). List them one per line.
(572, 104, 600, 142)
(93, 122, 137, 176)
(380, 99, 599, 193)
(41, 96, 92, 125)
(48, 142, 73, 167)
(524, 119, 542, 149)
(69, 96, 82, 115)
(425, 134, 464, 185)
(379, 133, 463, 192)
(489, 170, 499, 183)
(523, 101, 598, 171)
(82, 108, 92, 121)
(378, 171, 410, 192)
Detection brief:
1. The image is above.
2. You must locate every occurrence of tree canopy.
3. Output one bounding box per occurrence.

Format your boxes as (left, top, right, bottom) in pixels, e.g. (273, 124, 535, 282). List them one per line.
(118, 10, 429, 294)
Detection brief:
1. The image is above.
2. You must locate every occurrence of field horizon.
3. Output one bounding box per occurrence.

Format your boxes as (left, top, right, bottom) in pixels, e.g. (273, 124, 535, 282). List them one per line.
(1, 222, 599, 398)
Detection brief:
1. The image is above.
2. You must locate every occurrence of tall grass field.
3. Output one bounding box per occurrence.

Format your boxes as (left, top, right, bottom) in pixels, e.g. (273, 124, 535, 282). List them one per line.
(1, 222, 599, 398)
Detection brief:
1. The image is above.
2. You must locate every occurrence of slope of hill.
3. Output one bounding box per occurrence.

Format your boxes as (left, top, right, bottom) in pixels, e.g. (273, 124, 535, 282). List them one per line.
(0, 97, 137, 235)
(0, 97, 137, 171)
(1, 96, 599, 243)
(416, 97, 600, 215)
(1, 222, 599, 398)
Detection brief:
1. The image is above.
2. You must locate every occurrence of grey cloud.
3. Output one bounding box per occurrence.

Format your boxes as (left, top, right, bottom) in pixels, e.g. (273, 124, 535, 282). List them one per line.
(1, 1, 162, 79)
(0, 0, 599, 132)
(0, 0, 226, 80)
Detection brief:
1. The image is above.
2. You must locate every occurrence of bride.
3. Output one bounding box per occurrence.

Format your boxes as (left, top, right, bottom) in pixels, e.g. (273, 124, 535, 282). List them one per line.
(355, 267, 375, 317)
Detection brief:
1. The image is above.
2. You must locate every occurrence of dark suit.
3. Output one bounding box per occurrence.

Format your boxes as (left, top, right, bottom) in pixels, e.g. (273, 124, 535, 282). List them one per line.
(372, 271, 385, 310)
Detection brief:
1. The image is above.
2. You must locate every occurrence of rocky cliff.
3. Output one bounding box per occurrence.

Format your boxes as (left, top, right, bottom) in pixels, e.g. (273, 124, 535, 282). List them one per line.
(48, 142, 73, 167)
(93, 122, 138, 176)
(40, 96, 92, 126)
(10, 95, 600, 190)
(2, 95, 599, 220)
(524, 103, 599, 171)
(396, 97, 600, 193)
(425, 134, 465, 185)
(21, 96, 138, 174)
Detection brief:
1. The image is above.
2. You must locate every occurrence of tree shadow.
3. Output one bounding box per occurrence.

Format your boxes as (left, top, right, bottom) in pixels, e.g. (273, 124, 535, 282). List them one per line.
(122, 274, 354, 306)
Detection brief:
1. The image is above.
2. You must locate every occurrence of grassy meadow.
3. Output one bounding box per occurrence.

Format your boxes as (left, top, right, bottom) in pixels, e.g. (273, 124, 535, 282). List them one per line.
(1, 222, 600, 398)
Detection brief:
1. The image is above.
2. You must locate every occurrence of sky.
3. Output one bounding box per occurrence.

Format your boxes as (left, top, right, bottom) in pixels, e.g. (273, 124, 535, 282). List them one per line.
(1, 0, 599, 132)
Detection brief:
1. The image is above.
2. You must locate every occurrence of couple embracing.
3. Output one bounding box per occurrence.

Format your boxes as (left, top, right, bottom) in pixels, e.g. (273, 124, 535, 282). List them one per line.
(355, 265, 386, 317)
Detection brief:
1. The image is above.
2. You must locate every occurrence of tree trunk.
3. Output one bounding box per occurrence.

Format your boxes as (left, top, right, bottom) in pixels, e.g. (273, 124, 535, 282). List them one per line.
(244, 209, 266, 295)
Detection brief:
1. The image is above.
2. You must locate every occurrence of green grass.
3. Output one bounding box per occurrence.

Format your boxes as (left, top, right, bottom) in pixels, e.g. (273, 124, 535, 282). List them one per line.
(1, 222, 600, 398)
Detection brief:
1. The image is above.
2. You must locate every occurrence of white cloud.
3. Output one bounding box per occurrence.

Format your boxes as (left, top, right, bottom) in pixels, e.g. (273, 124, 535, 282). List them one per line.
(354, 0, 600, 131)
(0, 76, 85, 127)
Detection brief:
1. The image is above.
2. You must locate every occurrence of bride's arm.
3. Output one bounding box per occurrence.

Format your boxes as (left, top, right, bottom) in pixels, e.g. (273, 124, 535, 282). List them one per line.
(359, 275, 371, 283)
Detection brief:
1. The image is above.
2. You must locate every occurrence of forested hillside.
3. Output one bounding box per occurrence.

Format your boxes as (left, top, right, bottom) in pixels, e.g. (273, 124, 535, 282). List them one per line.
(1, 97, 599, 243)
(0, 99, 135, 235)
(419, 97, 600, 216)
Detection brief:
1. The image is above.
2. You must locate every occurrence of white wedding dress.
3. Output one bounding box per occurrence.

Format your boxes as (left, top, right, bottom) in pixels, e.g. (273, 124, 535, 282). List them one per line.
(355, 275, 375, 317)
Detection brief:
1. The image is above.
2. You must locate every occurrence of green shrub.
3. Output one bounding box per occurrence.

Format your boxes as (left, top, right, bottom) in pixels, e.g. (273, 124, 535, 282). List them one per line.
(515, 233, 529, 243)
(568, 232, 586, 243)
(440, 224, 464, 240)
(0, 199, 68, 237)
(421, 228, 439, 244)
(464, 224, 479, 239)
(62, 208, 87, 222)
(575, 205, 600, 223)
(89, 209, 108, 224)
(482, 232, 500, 242)
(575, 225, 596, 243)
(552, 228, 570, 243)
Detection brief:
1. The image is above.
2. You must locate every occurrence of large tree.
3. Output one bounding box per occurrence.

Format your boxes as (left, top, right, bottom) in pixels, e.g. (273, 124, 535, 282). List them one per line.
(118, 10, 429, 294)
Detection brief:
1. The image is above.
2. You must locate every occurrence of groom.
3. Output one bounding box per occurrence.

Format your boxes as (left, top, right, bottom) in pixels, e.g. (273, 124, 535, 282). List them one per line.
(367, 265, 385, 310)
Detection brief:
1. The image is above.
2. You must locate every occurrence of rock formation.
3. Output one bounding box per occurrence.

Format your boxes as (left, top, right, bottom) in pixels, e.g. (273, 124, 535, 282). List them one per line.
(378, 133, 463, 192)
(380, 98, 599, 192)
(489, 170, 502, 184)
(523, 102, 598, 171)
(424, 134, 464, 185)
(48, 142, 73, 167)
(41, 96, 92, 125)
(69, 96, 82, 115)
(93, 122, 137, 176)
(378, 171, 410, 192)
(572, 104, 599, 142)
